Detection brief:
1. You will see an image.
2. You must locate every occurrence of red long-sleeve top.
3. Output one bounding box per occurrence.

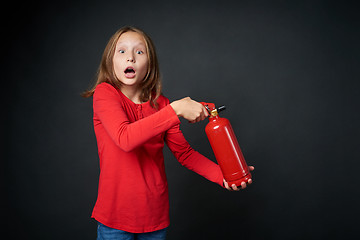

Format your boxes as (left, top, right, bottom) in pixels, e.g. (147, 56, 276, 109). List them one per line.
(91, 82, 224, 233)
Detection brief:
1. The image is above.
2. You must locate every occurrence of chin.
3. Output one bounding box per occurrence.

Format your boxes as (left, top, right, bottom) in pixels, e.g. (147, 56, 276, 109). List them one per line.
(119, 78, 140, 86)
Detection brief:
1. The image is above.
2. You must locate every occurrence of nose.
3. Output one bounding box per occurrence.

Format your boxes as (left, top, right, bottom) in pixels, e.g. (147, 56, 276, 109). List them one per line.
(127, 54, 135, 63)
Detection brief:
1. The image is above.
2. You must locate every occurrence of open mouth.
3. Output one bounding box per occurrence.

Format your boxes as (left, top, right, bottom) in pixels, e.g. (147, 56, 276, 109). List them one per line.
(124, 67, 135, 74)
(124, 66, 136, 78)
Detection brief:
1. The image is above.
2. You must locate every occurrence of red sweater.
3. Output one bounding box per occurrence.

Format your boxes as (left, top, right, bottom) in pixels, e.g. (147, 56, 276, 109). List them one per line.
(91, 82, 224, 233)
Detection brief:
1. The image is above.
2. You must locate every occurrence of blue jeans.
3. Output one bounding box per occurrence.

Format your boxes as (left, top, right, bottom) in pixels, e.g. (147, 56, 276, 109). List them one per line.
(97, 222, 167, 240)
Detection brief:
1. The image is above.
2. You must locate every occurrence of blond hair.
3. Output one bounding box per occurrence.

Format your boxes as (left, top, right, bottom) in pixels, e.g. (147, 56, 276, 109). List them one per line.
(82, 26, 162, 108)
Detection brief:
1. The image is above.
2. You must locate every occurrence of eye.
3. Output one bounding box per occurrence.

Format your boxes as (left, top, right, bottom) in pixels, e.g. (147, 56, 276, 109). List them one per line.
(119, 50, 125, 53)
(136, 50, 144, 54)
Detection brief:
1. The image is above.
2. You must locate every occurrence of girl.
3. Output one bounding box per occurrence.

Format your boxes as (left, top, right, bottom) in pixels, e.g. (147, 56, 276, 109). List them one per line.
(83, 26, 254, 240)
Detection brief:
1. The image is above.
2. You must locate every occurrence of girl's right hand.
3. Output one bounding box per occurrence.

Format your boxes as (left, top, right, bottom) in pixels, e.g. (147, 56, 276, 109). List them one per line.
(223, 166, 255, 191)
(170, 97, 209, 123)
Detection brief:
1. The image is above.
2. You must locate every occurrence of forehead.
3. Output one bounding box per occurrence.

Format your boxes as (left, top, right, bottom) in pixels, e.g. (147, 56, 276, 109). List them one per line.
(117, 31, 146, 46)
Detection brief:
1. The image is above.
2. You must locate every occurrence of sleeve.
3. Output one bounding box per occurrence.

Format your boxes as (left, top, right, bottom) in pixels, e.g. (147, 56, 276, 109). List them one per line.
(93, 83, 180, 152)
(163, 99, 224, 187)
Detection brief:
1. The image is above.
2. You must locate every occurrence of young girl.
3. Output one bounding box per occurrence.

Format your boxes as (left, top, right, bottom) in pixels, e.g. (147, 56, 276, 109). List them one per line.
(83, 26, 254, 240)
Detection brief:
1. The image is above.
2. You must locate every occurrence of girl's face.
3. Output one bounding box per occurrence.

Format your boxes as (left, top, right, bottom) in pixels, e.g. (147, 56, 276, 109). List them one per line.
(113, 31, 149, 89)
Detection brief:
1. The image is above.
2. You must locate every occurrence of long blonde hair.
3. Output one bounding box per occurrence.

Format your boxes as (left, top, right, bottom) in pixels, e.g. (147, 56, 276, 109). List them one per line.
(82, 26, 162, 108)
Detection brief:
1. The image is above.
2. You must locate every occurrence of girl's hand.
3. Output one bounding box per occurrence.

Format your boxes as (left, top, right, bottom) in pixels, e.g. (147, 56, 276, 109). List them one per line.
(224, 166, 255, 191)
(170, 97, 209, 123)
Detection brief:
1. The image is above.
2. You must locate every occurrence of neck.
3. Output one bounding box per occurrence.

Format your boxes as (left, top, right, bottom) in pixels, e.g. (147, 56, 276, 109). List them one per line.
(120, 85, 142, 104)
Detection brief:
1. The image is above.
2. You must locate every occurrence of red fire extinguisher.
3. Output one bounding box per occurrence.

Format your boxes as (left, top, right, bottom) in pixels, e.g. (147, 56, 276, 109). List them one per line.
(201, 102, 252, 187)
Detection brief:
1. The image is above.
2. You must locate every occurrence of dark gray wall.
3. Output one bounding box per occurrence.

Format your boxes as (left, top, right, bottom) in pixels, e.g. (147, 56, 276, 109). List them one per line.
(3, 0, 359, 239)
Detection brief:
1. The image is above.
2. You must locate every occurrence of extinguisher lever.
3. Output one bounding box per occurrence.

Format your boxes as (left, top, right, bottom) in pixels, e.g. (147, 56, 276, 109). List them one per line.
(204, 105, 211, 114)
(200, 102, 214, 113)
(200, 102, 226, 116)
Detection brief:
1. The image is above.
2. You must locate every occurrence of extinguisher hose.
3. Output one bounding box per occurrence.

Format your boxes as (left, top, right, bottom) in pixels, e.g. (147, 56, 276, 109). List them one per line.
(217, 105, 226, 112)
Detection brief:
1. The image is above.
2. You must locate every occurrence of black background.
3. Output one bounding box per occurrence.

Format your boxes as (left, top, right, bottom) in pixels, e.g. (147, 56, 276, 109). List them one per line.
(3, 0, 359, 239)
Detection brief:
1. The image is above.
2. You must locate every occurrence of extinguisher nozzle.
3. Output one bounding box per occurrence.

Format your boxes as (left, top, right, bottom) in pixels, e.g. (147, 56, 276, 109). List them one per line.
(217, 105, 226, 112)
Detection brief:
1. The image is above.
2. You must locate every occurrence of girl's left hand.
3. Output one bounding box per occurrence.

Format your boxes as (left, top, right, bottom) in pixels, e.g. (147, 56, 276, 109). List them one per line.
(223, 166, 255, 191)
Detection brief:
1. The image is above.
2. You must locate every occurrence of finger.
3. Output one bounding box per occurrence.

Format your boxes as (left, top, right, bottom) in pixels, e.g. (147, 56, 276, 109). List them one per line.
(204, 110, 209, 118)
(247, 179, 252, 184)
(198, 108, 206, 121)
(231, 184, 239, 191)
(190, 115, 200, 123)
(194, 111, 202, 122)
(240, 181, 247, 189)
(189, 119, 197, 124)
(223, 179, 231, 190)
(200, 112, 206, 121)
(249, 166, 255, 171)
(202, 107, 209, 117)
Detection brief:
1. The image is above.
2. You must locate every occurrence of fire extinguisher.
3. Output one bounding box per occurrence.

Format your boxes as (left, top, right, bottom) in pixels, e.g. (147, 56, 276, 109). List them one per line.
(201, 102, 252, 187)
